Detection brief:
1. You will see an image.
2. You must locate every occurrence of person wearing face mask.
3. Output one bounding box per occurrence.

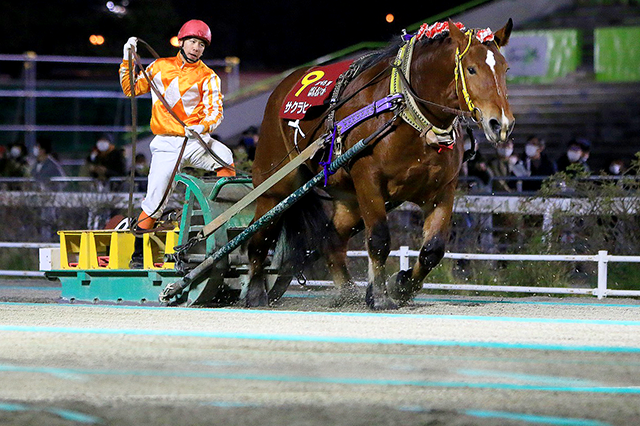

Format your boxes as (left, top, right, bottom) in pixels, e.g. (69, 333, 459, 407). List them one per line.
(556, 139, 588, 175)
(131, 153, 149, 192)
(30, 138, 66, 190)
(488, 139, 518, 192)
(86, 134, 127, 189)
(575, 137, 592, 174)
(520, 136, 557, 192)
(4, 143, 30, 178)
(120, 19, 236, 269)
(606, 159, 625, 176)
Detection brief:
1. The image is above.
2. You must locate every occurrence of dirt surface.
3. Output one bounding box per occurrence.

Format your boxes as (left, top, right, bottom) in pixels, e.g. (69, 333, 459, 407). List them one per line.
(1, 279, 640, 425)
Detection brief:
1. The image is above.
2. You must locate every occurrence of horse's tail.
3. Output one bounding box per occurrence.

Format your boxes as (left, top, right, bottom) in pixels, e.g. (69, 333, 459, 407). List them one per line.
(274, 187, 339, 277)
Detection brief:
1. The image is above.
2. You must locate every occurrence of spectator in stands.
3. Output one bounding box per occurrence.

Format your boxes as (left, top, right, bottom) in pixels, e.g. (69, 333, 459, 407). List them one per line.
(576, 137, 592, 174)
(606, 158, 625, 176)
(132, 153, 149, 191)
(0, 145, 7, 177)
(556, 139, 589, 175)
(459, 134, 491, 193)
(520, 136, 557, 191)
(468, 155, 492, 193)
(86, 134, 126, 190)
(30, 138, 66, 189)
(5, 142, 30, 177)
(237, 126, 259, 161)
(488, 139, 518, 192)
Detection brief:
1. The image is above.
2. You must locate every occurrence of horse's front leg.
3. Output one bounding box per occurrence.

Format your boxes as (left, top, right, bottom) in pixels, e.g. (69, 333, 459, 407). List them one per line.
(389, 186, 455, 303)
(355, 189, 397, 310)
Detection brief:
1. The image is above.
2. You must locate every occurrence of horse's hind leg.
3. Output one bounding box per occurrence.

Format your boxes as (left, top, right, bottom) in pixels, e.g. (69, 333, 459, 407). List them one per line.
(389, 187, 454, 303)
(325, 200, 361, 305)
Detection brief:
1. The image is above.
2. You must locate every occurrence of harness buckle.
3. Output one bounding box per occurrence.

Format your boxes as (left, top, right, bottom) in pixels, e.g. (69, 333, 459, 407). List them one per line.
(471, 107, 483, 124)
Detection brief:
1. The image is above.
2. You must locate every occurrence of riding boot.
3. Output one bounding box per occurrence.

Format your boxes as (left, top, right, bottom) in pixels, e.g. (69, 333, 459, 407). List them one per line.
(216, 163, 236, 177)
(129, 211, 156, 269)
(129, 236, 144, 269)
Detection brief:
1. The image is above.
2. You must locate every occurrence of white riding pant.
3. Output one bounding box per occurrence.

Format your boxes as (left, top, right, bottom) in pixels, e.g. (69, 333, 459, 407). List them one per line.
(141, 134, 234, 218)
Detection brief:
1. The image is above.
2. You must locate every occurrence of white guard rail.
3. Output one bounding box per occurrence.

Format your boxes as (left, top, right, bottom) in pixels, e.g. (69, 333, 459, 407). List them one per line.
(305, 247, 640, 300)
(0, 242, 59, 277)
(2, 243, 640, 300)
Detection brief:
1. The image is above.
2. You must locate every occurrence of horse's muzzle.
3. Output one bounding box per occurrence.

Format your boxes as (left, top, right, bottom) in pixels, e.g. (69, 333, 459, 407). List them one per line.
(484, 115, 515, 144)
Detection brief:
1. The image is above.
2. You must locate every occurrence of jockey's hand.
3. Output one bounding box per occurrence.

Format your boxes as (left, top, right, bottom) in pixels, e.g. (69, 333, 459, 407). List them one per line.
(185, 124, 205, 139)
(123, 37, 138, 60)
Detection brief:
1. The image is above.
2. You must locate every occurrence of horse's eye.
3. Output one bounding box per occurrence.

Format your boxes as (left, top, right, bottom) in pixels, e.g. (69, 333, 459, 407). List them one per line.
(467, 67, 476, 75)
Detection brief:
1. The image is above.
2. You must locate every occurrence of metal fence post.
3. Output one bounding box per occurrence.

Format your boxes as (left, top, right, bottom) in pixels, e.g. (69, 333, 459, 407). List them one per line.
(225, 56, 240, 94)
(596, 250, 608, 299)
(399, 246, 410, 271)
(24, 51, 37, 152)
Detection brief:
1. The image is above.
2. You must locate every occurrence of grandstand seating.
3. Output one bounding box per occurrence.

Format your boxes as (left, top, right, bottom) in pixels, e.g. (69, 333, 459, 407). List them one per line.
(503, 82, 640, 170)
(482, 0, 640, 171)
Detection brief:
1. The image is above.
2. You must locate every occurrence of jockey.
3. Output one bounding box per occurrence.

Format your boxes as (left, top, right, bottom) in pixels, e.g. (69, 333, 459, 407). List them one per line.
(119, 19, 235, 268)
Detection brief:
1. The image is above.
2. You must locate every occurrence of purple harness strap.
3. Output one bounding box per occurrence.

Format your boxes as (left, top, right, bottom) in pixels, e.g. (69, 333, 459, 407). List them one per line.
(336, 93, 404, 135)
(319, 93, 404, 186)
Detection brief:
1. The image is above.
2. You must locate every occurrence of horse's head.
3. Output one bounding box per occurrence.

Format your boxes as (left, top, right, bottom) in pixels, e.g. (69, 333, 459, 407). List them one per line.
(449, 19, 515, 145)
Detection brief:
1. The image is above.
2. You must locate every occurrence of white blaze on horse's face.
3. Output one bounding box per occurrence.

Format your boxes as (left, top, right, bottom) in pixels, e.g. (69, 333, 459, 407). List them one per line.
(485, 50, 511, 141)
(473, 46, 515, 145)
(486, 50, 496, 71)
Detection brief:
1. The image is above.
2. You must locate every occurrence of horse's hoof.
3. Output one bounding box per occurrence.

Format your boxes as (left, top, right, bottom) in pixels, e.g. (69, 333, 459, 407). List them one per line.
(365, 284, 374, 308)
(365, 284, 399, 310)
(387, 269, 414, 304)
(372, 297, 399, 311)
(244, 289, 268, 307)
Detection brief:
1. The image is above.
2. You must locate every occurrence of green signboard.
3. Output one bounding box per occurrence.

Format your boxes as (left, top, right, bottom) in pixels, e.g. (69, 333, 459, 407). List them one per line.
(502, 29, 581, 83)
(595, 26, 640, 82)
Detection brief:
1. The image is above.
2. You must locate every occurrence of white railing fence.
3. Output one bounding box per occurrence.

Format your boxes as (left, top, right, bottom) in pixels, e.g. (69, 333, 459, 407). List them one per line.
(0, 242, 59, 277)
(2, 243, 640, 299)
(303, 248, 640, 300)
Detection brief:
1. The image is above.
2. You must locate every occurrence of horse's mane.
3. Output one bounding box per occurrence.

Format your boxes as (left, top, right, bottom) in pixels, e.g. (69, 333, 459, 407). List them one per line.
(354, 32, 452, 76)
(356, 37, 404, 71)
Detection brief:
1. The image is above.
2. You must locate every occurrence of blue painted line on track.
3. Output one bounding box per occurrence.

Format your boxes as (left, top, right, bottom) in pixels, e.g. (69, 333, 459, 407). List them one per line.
(399, 406, 612, 426)
(0, 401, 101, 424)
(1, 324, 640, 353)
(464, 410, 611, 426)
(457, 369, 600, 387)
(0, 364, 87, 381)
(45, 408, 102, 424)
(0, 402, 26, 412)
(1, 363, 639, 395)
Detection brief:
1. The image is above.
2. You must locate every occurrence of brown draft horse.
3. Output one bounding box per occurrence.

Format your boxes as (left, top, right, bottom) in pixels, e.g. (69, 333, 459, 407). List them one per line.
(246, 20, 514, 309)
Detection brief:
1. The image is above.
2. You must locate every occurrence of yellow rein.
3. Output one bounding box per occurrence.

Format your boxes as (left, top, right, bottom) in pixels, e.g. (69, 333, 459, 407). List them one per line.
(454, 30, 479, 120)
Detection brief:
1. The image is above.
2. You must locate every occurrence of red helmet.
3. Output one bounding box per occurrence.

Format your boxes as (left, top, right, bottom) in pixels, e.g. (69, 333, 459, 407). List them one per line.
(177, 20, 211, 46)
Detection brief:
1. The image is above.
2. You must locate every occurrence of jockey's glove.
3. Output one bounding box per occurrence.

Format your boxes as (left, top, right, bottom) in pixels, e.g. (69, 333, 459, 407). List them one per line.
(185, 124, 205, 139)
(123, 37, 138, 60)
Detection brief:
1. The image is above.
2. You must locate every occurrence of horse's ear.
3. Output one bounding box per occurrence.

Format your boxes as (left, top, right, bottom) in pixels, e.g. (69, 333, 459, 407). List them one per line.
(448, 19, 467, 47)
(494, 18, 513, 47)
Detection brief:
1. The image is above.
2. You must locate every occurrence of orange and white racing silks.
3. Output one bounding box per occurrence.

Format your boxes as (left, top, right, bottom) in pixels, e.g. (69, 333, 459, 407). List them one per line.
(119, 53, 224, 136)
